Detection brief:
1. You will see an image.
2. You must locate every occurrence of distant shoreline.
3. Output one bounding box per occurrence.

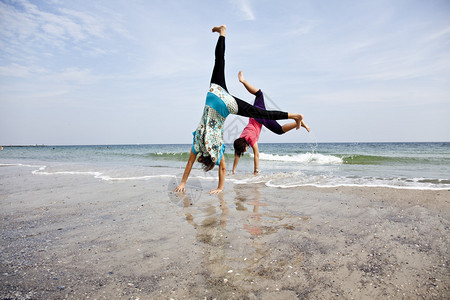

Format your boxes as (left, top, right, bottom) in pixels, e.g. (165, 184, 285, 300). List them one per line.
(1, 145, 47, 147)
(1, 141, 449, 148)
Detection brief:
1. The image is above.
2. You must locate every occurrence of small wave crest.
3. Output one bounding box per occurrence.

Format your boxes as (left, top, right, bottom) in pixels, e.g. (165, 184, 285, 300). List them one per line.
(234, 171, 450, 190)
(257, 152, 343, 165)
(340, 154, 448, 165)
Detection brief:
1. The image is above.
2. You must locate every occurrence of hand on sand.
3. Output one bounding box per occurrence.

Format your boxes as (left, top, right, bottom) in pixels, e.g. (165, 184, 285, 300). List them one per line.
(209, 188, 223, 194)
(174, 183, 186, 193)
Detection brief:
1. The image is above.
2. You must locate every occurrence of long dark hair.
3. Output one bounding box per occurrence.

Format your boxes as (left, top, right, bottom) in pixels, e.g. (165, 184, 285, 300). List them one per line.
(198, 155, 215, 172)
(234, 137, 248, 157)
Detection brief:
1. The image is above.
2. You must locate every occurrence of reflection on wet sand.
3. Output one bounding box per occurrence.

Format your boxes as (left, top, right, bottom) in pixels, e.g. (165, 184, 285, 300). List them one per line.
(174, 191, 232, 286)
(236, 184, 266, 236)
(180, 192, 229, 230)
(172, 184, 308, 297)
(235, 185, 300, 236)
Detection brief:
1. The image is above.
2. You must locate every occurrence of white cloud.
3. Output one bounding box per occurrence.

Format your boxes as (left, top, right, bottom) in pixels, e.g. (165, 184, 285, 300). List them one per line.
(41, 22, 66, 37)
(40, 67, 100, 85)
(0, 0, 130, 62)
(0, 63, 48, 78)
(58, 8, 106, 38)
(0, 63, 31, 78)
(425, 26, 450, 42)
(230, 0, 255, 21)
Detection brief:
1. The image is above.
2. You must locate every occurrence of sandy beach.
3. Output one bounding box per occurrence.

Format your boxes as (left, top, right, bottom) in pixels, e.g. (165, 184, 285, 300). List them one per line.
(1, 164, 449, 299)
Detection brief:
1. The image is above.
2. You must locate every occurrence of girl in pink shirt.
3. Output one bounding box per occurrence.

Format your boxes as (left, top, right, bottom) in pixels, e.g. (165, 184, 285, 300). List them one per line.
(232, 71, 310, 175)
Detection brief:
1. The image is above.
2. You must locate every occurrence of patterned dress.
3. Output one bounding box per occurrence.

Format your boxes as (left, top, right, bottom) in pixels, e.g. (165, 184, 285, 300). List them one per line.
(192, 83, 238, 165)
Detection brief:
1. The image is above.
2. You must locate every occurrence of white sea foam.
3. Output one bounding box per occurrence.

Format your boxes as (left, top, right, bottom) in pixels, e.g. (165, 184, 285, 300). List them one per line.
(36, 169, 176, 181)
(1, 163, 45, 169)
(232, 170, 450, 190)
(255, 152, 343, 165)
(3, 163, 449, 190)
(0, 163, 176, 181)
(263, 173, 450, 190)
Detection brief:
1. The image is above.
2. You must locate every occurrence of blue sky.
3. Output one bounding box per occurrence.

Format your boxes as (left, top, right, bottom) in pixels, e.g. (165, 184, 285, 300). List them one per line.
(0, 0, 449, 145)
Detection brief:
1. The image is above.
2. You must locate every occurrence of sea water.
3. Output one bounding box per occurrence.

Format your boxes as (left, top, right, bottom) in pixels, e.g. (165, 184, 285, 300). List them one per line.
(1, 142, 449, 190)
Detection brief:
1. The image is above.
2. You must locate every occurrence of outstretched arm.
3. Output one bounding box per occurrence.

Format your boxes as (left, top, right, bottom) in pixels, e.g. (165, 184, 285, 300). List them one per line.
(174, 149, 197, 192)
(252, 143, 259, 175)
(210, 156, 226, 194)
(232, 154, 240, 174)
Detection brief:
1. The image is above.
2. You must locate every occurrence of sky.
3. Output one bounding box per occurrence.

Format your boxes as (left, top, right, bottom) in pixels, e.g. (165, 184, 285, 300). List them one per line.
(0, 0, 449, 145)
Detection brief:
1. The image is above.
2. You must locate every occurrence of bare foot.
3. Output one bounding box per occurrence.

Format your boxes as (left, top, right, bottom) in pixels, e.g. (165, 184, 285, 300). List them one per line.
(301, 120, 310, 132)
(294, 114, 303, 129)
(238, 70, 245, 83)
(212, 25, 226, 36)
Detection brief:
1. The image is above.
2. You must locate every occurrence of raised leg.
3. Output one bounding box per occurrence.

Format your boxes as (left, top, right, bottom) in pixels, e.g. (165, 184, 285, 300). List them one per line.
(210, 25, 228, 91)
(238, 71, 259, 95)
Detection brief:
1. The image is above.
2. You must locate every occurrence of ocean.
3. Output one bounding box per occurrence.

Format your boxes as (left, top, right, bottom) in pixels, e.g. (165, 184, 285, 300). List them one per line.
(1, 142, 449, 190)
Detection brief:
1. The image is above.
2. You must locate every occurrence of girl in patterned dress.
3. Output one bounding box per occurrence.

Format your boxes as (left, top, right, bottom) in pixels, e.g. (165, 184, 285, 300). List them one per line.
(175, 25, 305, 194)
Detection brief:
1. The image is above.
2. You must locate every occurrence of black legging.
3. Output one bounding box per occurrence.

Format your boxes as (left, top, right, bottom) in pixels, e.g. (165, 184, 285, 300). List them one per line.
(210, 36, 289, 120)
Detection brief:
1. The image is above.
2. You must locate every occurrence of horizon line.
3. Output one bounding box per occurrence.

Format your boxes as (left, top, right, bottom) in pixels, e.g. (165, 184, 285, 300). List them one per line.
(1, 141, 449, 147)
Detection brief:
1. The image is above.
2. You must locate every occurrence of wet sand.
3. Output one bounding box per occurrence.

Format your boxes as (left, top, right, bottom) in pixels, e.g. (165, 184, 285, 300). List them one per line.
(1, 165, 449, 299)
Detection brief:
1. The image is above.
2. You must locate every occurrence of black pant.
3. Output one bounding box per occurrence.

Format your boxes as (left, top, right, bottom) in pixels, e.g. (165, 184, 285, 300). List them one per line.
(210, 36, 289, 120)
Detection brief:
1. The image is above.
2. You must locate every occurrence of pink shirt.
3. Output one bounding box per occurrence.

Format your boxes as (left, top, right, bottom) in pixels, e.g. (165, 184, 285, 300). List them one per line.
(239, 118, 262, 147)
